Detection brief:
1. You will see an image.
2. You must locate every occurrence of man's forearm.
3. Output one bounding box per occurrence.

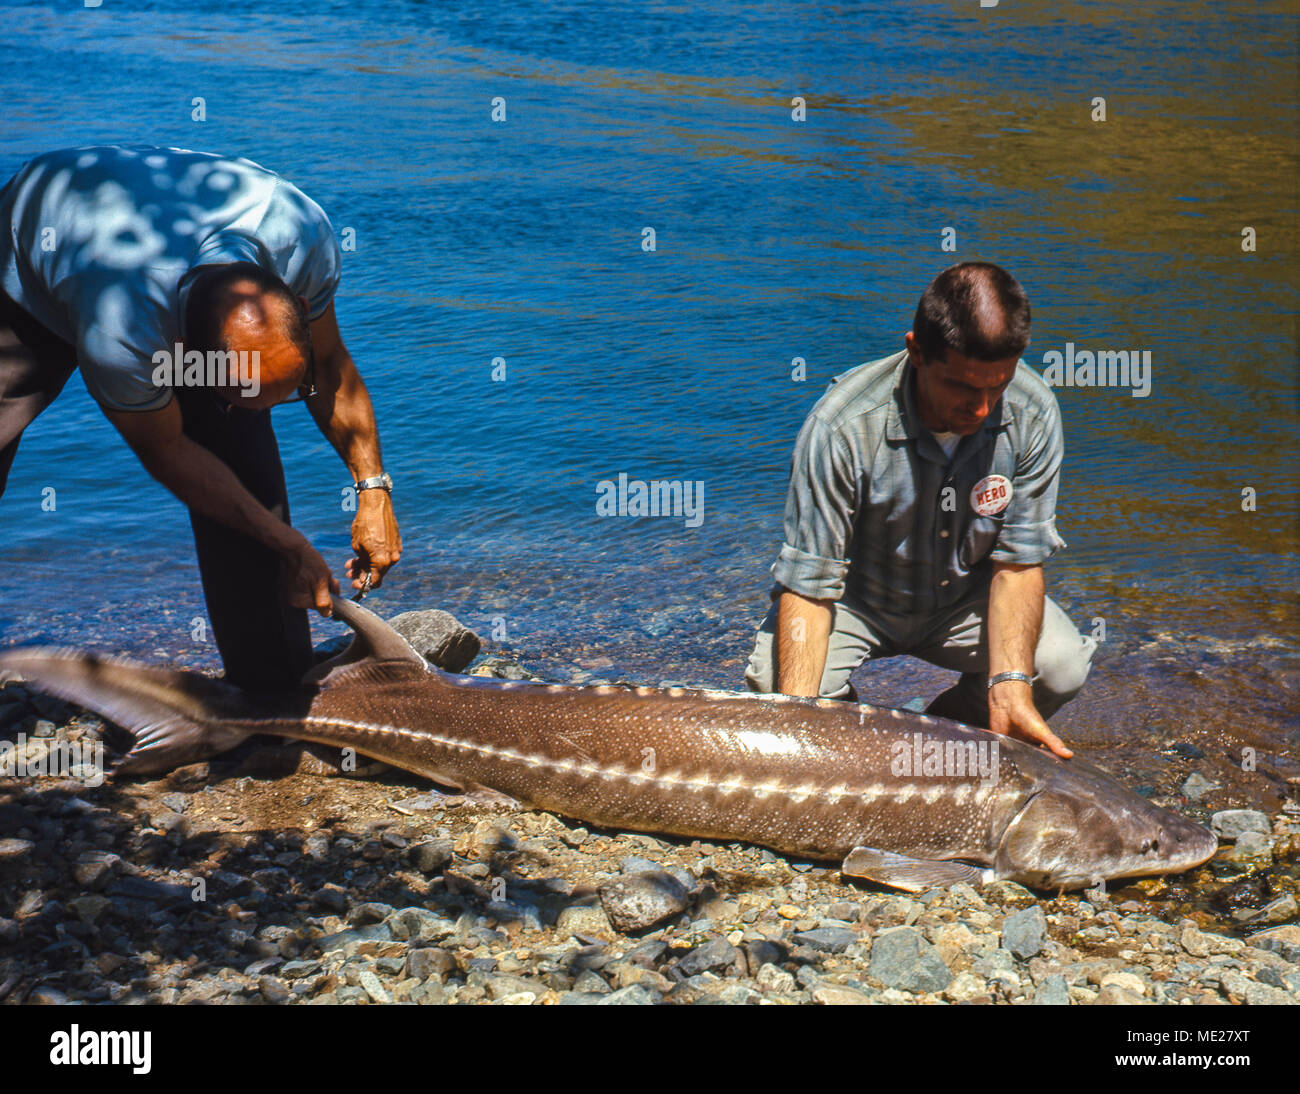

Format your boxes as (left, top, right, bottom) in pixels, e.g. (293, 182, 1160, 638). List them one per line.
(988, 563, 1044, 679)
(776, 590, 833, 696)
(306, 347, 385, 481)
(139, 435, 302, 556)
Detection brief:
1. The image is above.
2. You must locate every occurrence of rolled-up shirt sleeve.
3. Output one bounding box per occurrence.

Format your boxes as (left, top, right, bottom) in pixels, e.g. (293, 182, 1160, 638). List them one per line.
(989, 397, 1067, 565)
(771, 413, 858, 600)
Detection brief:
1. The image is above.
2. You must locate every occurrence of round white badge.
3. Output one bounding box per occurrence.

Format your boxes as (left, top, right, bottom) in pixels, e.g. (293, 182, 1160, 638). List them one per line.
(970, 474, 1013, 517)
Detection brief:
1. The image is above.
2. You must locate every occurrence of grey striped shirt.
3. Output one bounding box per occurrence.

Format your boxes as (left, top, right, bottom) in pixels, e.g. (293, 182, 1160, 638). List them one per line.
(771, 350, 1067, 615)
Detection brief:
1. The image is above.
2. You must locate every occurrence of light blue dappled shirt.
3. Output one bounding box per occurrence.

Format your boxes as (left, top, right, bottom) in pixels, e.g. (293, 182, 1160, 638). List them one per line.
(0, 145, 342, 411)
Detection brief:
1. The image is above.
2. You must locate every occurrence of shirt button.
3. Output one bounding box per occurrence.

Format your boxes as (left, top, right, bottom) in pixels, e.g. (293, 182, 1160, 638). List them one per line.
(940, 530, 949, 538)
(940, 579, 950, 587)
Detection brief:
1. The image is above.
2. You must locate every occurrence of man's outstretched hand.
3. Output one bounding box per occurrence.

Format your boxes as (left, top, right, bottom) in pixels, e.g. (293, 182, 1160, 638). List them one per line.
(988, 679, 1073, 759)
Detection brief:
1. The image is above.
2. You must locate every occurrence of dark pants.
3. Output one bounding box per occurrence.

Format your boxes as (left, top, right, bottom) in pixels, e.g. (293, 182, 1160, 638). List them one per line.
(0, 286, 312, 693)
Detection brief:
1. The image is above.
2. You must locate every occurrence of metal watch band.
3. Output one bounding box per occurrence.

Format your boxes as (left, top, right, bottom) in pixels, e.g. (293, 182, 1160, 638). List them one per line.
(354, 473, 393, 494)
(987, 671, 1033, 689)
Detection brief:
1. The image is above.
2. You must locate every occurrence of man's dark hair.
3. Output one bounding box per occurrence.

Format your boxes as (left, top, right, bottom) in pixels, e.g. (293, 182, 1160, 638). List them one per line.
(911, 262, 1031, 363)
(184, 262, 311, 365)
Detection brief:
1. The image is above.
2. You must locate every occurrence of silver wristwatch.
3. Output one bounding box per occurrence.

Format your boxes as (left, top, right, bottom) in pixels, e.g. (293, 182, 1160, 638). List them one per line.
(354, 472, 393, 494)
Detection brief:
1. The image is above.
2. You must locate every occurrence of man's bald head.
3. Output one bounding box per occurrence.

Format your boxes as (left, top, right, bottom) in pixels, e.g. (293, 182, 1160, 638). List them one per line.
(184, 262, 311, 406)
(911, 262, 1031, 364)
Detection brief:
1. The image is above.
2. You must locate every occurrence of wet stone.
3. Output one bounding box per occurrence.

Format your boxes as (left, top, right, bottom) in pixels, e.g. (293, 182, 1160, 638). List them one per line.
(556, 903, 614, 941)
(358, 969, 391, 1004)
(572, 969, 611, 994)
(1246, 925, 1300, 963)
(812, 985, 873, 1005)
(259, 977, 290, 1004)
(1221, 831, 1273, 865)
(28, 986, 68, 1005)
(792, 927, 858, 954)
(621, 940, 668, 969)
(0, 838, 34, 862)
(596, 985, 661, 1005)
(1001, 905, 1048, 961)
(1096, 984, 1151, 1006)
(599, 870, 690, 933)
(756, 963, 796, 993)
(1180, 772, 1218, 801)
(743, 940, 788, 970)
(1243, 982, 1296, 1006)
(869, 928, 952, 993)
(1210, 810, 1271, 840)
(409, 839, 454, 874)
(387, 610, 481, 672)
(313, 885, 349, 914)
(387, 907, 454, 943)
(673, 938, 741, 979)
(348, 902, 395, 926)
(405, 946, 456, 982)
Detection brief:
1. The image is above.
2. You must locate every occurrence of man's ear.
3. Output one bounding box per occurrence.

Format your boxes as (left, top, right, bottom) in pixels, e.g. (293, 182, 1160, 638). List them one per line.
(904, 331, 923, 367)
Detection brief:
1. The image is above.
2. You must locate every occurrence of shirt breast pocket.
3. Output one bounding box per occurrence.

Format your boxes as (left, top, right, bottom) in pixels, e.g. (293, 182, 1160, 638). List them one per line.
(959, 511, 1005, 571)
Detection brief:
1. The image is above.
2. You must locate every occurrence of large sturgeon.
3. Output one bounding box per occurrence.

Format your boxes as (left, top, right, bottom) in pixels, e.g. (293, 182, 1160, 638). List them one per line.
(0, 597, 1217, 891)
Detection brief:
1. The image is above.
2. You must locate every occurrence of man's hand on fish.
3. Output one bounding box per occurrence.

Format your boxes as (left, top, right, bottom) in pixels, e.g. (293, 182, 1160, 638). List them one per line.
(283, 534, 340, 615)
(988, 678, 1073, 759)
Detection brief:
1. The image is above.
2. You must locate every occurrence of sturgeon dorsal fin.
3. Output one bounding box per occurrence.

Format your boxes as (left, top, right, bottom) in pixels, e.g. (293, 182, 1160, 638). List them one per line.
(841, 847, 991, 892)
(303, 596, 427, 685)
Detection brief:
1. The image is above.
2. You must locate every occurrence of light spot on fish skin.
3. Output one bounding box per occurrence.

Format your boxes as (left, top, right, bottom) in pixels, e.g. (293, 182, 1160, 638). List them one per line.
(922, 786, 945, 805)
(953, 784, 973, 806)
(894, 785, 917, 804)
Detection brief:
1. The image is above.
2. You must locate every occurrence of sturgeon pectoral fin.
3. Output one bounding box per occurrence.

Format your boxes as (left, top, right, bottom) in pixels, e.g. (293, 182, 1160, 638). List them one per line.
(840, 847, 991, 892)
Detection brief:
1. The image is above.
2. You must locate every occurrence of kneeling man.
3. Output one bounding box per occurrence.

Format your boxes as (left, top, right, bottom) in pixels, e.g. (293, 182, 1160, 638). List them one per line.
(746, 262, 1095, 758)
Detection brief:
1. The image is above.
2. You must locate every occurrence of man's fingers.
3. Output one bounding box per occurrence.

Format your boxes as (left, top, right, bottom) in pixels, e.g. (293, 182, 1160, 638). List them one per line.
(1039, 726, 1073, 760)
(1022, 718, 1072, 760)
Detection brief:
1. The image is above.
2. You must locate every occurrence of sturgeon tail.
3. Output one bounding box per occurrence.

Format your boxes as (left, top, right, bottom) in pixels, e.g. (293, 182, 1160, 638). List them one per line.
(0, 647, 260, 774)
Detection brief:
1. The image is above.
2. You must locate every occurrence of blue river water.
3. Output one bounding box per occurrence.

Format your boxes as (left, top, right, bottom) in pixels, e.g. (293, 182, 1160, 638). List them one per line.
(1, 1, 1296, 803)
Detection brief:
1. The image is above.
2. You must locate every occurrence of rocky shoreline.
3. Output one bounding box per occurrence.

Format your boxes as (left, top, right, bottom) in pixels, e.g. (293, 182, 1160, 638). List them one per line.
(1, 621, 1298, 1007)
